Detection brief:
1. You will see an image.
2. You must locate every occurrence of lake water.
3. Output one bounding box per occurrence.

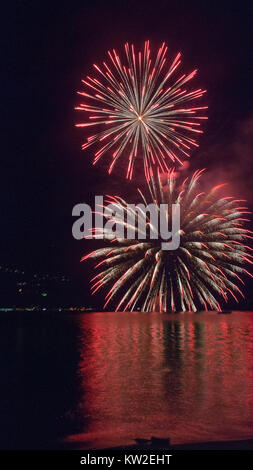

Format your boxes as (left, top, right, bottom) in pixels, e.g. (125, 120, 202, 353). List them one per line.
(1, 311, 253, 449)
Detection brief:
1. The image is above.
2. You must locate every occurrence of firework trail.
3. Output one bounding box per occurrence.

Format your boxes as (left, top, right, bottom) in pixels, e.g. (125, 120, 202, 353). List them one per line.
(75, 41, 207, 181)
(82, 170, 253, 312)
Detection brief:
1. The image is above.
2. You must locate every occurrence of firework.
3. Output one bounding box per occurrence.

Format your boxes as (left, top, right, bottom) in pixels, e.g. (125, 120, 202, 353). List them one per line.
(75, 41, 207, 180)
(82, 170, 253, 312)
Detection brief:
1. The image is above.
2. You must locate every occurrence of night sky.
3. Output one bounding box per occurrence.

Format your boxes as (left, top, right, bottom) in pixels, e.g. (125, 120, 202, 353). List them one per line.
(1, 0, 253, 307)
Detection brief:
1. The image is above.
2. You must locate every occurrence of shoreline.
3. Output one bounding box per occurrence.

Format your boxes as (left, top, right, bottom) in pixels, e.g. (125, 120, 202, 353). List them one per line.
(59, 438, 253, 451)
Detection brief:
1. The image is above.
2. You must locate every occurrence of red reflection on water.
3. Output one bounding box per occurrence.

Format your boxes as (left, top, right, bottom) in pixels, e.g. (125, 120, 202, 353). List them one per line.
(68, 312, 253, 449)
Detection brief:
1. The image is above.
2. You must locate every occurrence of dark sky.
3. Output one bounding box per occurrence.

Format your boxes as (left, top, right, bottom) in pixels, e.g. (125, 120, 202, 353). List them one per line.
(1, 1, 253, 305)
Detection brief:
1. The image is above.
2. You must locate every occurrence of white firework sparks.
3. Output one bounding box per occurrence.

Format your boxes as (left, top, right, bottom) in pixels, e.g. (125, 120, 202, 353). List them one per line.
(75, 41, 207, 180)
(82, 169, 253, 312)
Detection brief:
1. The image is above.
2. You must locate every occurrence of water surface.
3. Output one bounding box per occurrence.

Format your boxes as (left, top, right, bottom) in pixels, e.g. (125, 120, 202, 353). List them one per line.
(1, 311, 253, 448)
